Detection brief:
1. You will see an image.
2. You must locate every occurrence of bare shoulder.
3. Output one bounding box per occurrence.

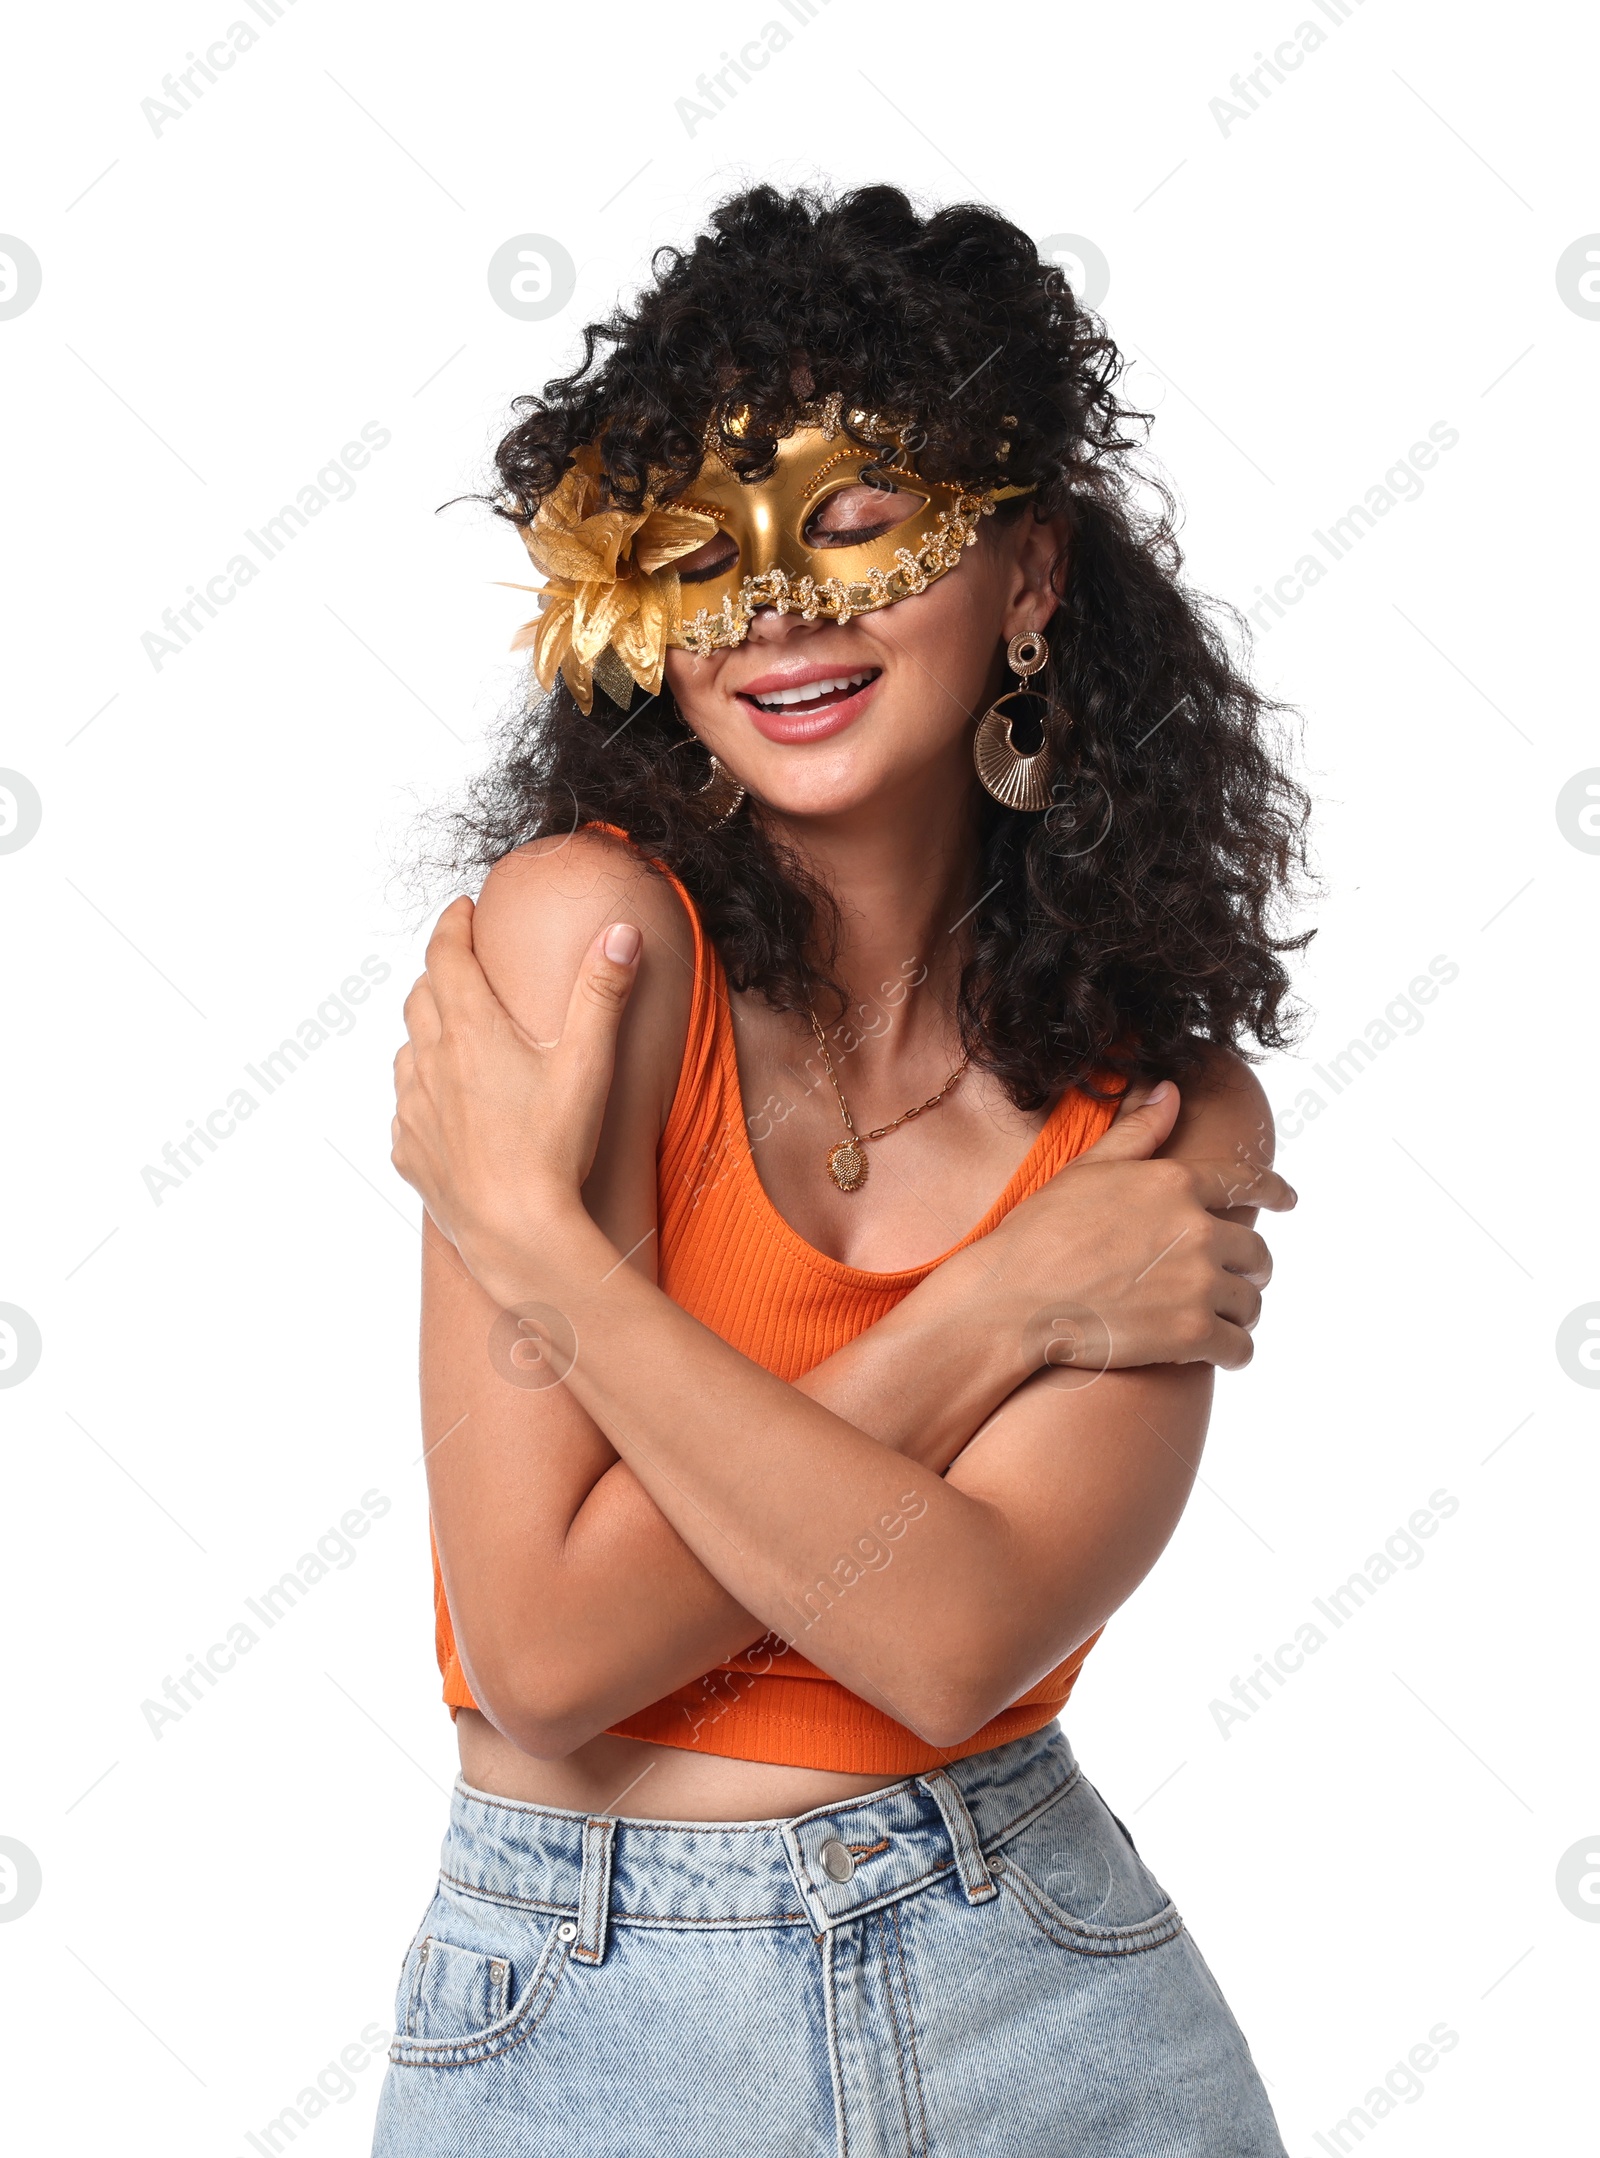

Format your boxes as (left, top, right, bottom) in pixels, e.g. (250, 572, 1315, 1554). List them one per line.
(472, 828, 696, 1131)
(474, 827, 694, 972)
(1160, 1044, 1275, 1171)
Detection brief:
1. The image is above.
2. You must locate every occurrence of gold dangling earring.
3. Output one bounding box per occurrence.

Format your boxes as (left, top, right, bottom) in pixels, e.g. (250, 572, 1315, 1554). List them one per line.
(973, 630, 1054, 811)
(696, 752, 747, 827)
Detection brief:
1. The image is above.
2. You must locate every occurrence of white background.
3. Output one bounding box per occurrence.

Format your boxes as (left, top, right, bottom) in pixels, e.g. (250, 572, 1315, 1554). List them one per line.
(1, 1, 1595, 2151)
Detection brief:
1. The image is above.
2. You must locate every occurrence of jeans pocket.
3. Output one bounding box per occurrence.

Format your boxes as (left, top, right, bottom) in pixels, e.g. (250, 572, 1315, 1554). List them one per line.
(401, 1934, 514, 2043)
(991, 1769, 1183, 1956)
(387, 1890, 572, 2068)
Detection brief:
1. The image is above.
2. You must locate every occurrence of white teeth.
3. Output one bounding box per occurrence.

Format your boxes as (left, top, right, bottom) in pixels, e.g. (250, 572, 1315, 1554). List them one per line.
(750, 671, 874, 710)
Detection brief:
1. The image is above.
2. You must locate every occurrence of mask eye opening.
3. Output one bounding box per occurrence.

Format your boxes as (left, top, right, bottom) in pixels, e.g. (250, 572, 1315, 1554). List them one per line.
(674, 532, 741, 584)
(800, 477, 929, 551)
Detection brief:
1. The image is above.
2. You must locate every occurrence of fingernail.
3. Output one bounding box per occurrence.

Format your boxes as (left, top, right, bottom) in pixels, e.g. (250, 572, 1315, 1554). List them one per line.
(1144, 1080, 1172, 1105)
(604, 921, 642, 964)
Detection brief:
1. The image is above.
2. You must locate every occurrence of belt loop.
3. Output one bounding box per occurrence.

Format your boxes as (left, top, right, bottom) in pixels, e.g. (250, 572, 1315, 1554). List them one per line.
(572, 1815, 616, 1965)
(917, 1768, 997, 1903)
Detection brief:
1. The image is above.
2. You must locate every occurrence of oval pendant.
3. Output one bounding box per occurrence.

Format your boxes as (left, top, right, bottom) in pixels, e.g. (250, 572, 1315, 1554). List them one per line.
(827, 1139, 867, 1193)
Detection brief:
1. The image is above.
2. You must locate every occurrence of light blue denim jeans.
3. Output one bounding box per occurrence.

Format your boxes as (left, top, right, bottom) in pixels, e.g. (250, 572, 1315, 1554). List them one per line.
(372, 1722, 1286, 2155)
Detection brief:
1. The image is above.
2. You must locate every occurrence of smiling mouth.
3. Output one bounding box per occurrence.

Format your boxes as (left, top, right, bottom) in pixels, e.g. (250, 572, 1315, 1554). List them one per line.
(740, 668, 881, 716)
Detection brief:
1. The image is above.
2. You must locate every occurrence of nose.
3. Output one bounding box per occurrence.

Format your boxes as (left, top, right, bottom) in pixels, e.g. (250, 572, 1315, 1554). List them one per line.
(740, 606, 832, 647)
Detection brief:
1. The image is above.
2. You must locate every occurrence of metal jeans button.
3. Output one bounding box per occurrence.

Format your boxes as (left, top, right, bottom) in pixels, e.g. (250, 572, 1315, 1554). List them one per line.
(557, 1920, 578, 1942)
(818, 1838, 855, 1883)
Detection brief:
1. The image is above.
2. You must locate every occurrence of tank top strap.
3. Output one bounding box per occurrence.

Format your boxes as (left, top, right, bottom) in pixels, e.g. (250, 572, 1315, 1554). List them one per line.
(1015, 1080, 1123, 1194)
(647, 858, 723, 1144)
(580, 821, 729, 1174)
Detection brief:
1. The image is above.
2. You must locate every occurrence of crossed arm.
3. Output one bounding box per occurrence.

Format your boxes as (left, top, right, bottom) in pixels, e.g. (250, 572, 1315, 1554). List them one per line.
(403, 839, 1290, 1758)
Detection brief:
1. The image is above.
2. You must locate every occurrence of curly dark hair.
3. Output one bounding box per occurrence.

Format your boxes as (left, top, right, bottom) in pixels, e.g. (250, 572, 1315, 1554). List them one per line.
(435, 182, 1313, 1110)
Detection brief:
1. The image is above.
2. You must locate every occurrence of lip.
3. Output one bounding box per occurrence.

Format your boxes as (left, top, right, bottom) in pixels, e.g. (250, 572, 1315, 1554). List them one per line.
(732, 660, 883, 744)
(735, 659, 878, 698)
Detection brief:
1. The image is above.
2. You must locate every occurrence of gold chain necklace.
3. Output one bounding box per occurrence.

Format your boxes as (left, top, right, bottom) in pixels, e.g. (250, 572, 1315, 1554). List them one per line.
(807, 1007, 969, 1193)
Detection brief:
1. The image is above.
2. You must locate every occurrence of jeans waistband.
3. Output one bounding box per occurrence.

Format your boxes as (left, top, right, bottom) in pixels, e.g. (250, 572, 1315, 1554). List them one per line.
(437, 1722, 1081, 1963)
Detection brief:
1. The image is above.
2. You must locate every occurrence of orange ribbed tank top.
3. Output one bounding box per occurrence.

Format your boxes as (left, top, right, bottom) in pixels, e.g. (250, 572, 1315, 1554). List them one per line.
(433, 845, 1121, 1773)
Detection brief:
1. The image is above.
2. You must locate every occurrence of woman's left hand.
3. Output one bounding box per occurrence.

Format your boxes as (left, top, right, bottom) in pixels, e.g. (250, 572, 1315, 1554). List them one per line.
(390, 895, 642, 1256)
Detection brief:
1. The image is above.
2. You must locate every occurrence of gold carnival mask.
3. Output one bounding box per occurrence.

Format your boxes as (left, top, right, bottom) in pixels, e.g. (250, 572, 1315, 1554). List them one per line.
(506, 393, 1033, 714)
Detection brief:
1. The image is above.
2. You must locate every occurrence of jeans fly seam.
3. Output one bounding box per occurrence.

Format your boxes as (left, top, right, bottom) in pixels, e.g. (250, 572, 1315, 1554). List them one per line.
(821, 1926, 850, 2158)
(889, 1897, 929, 2151)
(887, 1899, 929, 2158)
(876, 1912, 917, 2158)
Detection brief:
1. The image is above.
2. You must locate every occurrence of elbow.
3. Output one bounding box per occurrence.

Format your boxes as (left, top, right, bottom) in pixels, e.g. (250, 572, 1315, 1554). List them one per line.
(900, 1698, 1003, 1755)
(496, 1702, 600, 1761)
(894, 1624, 1101, 1754)
(481, 1691, 609, 1762)
(457, 1645, 609, 1760)
(886, 1661, 1007, 1756)
(904, 1707, 990, 1754)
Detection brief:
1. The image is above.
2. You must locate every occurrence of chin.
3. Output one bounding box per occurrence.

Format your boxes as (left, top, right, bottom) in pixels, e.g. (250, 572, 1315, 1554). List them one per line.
(747, 768, 890, 822)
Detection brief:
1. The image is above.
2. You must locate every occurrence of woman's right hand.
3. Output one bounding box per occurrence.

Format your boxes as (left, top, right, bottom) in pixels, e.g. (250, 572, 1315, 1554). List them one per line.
(968, 1076, 1296, 1376)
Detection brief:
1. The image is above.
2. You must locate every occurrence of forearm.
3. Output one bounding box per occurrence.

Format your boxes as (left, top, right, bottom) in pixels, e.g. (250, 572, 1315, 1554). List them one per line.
(792, 1248, 1030, 1471)
(502, 1246, 1028, 1747)
(464, 1205, 1039, 1746)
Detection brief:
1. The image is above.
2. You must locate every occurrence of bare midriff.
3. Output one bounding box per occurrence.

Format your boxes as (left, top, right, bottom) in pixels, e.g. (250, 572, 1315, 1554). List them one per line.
(455, 1711, 913, 1822)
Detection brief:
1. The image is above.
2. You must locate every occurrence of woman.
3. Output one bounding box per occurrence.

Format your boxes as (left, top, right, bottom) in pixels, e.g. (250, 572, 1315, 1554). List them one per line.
(379, 185, 1309, 2155)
